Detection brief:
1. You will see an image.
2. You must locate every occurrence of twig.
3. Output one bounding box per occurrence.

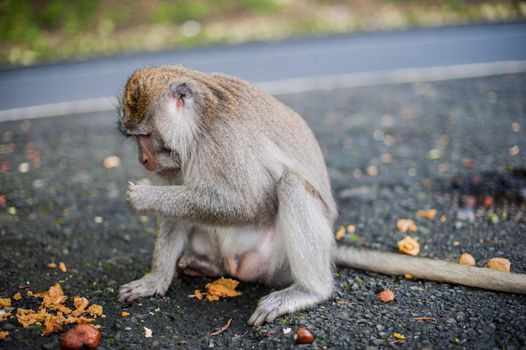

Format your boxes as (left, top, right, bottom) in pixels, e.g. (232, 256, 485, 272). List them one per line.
(210, 318, 232, 336)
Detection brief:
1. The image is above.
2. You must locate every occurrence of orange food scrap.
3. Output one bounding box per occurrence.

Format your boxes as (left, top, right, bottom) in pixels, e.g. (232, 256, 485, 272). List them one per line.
(194, 289, 204, 300)
(48, 262, 57, 269)
(378, 289, 395, 303)
(86, 305, 103, 318)
(397, 236, 420, 256)
(59, 262, 67, 273)
(0, 298, 11, 308)
(42, 313, 65, 336)
(335, 226, 346, 240)
(404, 274, 414, 280)
(346, 224, 356, 233)
(0, 331, 8, 341)
(72, 297, 89, 316)
(16, 308, 48, 328)
(121, 311, 130, 317)
(0, 310, 12, 321)
(35, 283, 68, 308)
(205, 277, 241, 301)
(13, 292, 22, 301)
(396, 219, 417, 233)
(459, 253, 476, 266)
(416, 209, 437, 220)
(485, 258, 511, 272)
(54, 304, 72, 314)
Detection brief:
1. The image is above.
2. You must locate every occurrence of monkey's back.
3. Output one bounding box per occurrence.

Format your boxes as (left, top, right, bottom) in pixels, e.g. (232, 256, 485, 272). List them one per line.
(210, 73, 337, 223)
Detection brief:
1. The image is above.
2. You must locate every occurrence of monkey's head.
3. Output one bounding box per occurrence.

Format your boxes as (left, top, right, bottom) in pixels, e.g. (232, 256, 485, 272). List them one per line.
(118, 66, 208, 173)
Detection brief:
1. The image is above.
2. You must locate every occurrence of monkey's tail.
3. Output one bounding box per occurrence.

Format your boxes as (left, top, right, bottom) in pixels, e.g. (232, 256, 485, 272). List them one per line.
(335, 246, 526, 294)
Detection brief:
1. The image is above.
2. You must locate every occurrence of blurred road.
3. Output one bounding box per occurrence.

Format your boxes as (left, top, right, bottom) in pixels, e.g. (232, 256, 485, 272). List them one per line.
(0, 21, 526, 120)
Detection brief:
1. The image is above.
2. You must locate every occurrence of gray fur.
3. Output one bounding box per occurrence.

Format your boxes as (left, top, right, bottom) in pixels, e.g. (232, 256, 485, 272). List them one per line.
(119, 66, 338, 324)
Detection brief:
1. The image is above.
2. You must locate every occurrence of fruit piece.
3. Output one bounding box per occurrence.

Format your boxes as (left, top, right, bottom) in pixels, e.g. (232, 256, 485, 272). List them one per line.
(59, 262, 67, 273)
(61, 330, 84, 350)
(0, 298, 11, 308)
(397, 236, 420, 256)
(121, 311, 130, 317)
(459, 253, 476, 266)
(416, 209, 437, 220)
(295, 327, 314, 344)
(13, 292, 22, 301)
(0, 331, 8, 340)
(396, 219, 417, 233)
(393, 332, 406, 340)
(378, 289, 395, 303)
(485, 258, 511, 272)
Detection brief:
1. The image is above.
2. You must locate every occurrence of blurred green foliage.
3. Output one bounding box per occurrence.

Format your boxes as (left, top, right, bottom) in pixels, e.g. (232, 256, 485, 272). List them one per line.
(0, 0, 523, 66)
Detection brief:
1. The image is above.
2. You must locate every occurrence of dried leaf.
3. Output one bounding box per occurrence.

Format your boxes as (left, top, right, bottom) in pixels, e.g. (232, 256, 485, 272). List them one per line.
(210, 318, 232, 336)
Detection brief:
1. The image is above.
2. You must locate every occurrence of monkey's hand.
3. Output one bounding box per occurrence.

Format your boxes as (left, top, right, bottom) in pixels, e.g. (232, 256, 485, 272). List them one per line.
(118, 272, 172, 304)
(126, 183, 163, 215)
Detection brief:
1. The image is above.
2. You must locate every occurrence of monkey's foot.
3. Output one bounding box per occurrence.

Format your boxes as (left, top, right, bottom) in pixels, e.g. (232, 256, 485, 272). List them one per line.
(118, 272, 172, 303)
(248, 285, 327, 327)
(177, 252, 224, 277)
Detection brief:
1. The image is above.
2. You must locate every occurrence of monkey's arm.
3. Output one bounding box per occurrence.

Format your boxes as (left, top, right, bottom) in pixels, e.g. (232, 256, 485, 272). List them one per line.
(127, 183, 257, 225)
(119, 219, 190, 303)
(336, 246, 526, 294)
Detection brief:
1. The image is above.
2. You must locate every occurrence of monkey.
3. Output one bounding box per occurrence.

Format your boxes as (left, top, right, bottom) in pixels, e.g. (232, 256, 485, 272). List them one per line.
(117, 66, 526, 327)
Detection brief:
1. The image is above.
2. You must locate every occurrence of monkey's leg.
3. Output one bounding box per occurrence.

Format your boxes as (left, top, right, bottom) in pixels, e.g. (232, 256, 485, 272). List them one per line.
(119, 220, 190, 303)
(177, 252, 225, 277)
(248, 171, 335, 326)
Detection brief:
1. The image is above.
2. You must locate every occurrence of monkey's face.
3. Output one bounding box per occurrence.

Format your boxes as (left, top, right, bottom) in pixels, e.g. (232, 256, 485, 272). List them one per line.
(119, 68, 198, 173)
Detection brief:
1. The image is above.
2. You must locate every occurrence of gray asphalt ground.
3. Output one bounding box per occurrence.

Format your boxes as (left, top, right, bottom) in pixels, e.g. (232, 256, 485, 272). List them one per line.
(1, 73, 526, 349)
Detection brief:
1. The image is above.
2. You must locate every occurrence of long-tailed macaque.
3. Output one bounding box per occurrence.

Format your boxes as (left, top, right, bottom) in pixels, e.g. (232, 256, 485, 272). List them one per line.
(117, 66, 526, 327)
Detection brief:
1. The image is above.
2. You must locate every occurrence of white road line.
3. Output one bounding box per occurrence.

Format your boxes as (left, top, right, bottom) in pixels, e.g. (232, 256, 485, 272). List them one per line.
(1, 60, 525, 123)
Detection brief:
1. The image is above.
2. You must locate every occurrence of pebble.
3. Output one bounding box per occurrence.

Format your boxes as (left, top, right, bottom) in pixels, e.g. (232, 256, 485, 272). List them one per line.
(456, 312, 466, 322)
(376, 324, 385, 332)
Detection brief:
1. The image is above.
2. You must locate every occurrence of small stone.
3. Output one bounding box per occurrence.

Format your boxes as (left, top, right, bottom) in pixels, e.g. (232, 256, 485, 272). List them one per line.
(376, 324, 385, 332)
(456, 312, 466, 322)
